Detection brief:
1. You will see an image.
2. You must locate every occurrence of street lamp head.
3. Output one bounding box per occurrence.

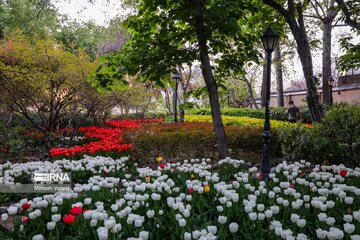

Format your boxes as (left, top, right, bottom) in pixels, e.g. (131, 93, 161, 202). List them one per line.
(327, 76, 335, 87)
(261, 27, 279, 53)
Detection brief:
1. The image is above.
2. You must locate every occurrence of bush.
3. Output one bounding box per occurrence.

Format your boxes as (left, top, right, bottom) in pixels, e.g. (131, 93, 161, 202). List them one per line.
(187, 107, 313, 123)
(0, 122, 27, 160)
(279, 105, 360, 166)
(111, 112, 168, 121)
(122, 122, 281, 162)
(185, 115, 294, 130)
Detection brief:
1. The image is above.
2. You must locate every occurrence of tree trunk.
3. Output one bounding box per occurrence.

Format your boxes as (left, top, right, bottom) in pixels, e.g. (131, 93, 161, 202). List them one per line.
(274, 44, 284, 106)
(292, 22, 323, 121)
(164, 88, 172, 114)
(261, 52, 267, 107)
(192, 0, 228, 158)
(321, 1, 338, 105)
(246, 79, 259, 109)
(263, 0, 324, 122)
(322, 22, 332, 105)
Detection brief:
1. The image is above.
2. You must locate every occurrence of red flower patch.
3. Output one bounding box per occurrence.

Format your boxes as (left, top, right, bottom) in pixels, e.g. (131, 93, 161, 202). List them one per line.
(69, 206, 82, 215)
(21, 203, 31, 210)
(63, 214, 76, 224)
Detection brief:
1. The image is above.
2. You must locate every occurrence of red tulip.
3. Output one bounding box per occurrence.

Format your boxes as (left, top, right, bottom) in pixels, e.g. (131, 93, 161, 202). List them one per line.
(63, 214, 75, 224)
(188, 188, 194, 194)
(21, 216, 29, 223)
(2, 148, 8, 153)
(340, 170, 347, 177)
(21, 203, 31, 210)
(159, 164, 166, 169)
(69, 206, 82, 215)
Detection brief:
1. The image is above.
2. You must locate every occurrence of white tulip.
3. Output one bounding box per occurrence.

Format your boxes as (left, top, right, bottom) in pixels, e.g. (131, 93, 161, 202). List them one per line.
(90, 219, 98, 227)
(7, 206, 18, 215)
(97, 227, 108, 240)
(51, 214, 61, 222)
(32, 234, 44, 240)
(139, 231, 149, 240)
(218, 216, 227, 224)
(345, 197, 354, 204)
(178, 218, 186, 227)
(184, 232, 192, 240)
(296, 219, 306, 228)
(257, 204, 265, 212)
(318, 213, 327, 222)
(229, 222, 239, 233)
(258, 213, 265, 221)
(207, 226, 217, 235)
(326, 217, 336, 226)
(344, 223, 356, 234)
(291, 214, 300, 223)
(343, 214, 353, 223)
(1, 213, 8, 221)
(46, 222, 56, 231)
(248, 212, 257, 221)
(316, 229, 327, 239)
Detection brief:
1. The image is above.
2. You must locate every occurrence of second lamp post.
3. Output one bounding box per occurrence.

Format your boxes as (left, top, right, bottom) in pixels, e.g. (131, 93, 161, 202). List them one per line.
(260, 27, 279, 179)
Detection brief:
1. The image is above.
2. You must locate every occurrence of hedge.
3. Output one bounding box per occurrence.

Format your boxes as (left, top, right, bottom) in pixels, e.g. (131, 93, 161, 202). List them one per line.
(122, 122, 282, 162)
(187, 107, 313, 123)
(184, 115, 295, 130)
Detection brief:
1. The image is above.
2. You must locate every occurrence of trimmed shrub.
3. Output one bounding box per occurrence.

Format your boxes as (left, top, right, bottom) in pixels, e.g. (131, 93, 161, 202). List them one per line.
(184, 115, 294, 130)
(279, 105, 360, 166)
(122, 122, 281, 162)
(187, 107, 313, 123)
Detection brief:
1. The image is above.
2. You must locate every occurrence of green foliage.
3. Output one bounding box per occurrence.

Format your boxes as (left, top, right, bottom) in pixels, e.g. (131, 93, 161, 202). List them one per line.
(90, 0, 278, 90)
(188, 107, 313, 123)
(123, 122, 281, 161)
(185, 114, 295, 129)
(110, 112, 168, 120)
(338, 35, 360, 72)
(0, 35, 99, 132)
(54, 21, 104, 60)
(2, 0, 58, 40)
(0, 122, 26, 159)
(279, 105, 360, 166)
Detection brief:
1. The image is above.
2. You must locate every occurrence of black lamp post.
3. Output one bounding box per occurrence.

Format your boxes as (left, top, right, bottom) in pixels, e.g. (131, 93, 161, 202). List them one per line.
(327, 76, 335, 107)
(260, 27, 279, 179)
(171, 73, 181, 123)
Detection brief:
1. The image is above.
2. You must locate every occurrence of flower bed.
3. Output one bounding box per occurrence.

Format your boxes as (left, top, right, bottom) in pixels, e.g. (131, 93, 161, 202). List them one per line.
(49, 120, 162, 160)
(1, 156, 360, 239)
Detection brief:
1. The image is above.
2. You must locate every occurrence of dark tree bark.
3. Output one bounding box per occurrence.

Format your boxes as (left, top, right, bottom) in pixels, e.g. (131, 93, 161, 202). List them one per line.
(307, 0, 338, 105)
(263, 0, 324, 122)
(192, 0, 228, 158)
(177, 65, 192, 123)
(322, 20, 332, 105)
(274, 44, 284, 106)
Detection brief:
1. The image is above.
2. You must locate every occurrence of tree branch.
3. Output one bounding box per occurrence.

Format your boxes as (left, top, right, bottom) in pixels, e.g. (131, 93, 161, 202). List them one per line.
(262, 0, 291, 22)
(335, 0, 360, 30)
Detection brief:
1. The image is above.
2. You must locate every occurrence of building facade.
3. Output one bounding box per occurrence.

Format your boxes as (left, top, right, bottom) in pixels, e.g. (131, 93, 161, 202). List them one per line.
(265, 73, 360, 107)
